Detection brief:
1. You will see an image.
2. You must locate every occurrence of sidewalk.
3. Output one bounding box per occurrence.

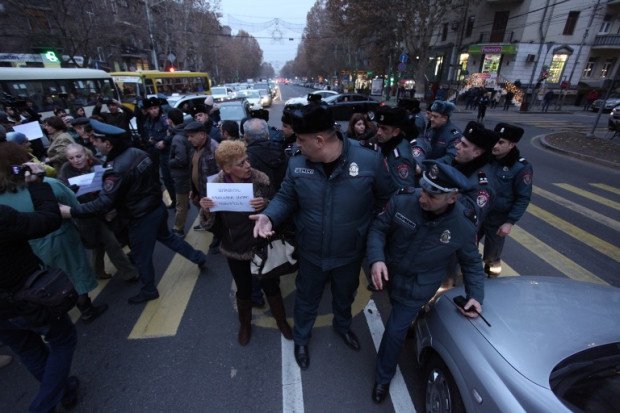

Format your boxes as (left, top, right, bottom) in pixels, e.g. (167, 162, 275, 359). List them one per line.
(540, 131, 619, 168)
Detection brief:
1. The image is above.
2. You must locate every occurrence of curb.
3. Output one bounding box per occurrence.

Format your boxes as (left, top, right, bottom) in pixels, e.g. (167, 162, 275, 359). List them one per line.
(539, 135, 620, 169)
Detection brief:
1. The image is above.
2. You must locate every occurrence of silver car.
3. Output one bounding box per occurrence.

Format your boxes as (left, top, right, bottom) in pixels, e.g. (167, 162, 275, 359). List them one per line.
(415, 276, 620, 412)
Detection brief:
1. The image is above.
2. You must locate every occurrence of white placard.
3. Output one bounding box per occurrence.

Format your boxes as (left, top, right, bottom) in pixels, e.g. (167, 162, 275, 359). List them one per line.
(207, 182, 253, 212)
(13, 121, 44, 141)
(68, 172, 95, 187)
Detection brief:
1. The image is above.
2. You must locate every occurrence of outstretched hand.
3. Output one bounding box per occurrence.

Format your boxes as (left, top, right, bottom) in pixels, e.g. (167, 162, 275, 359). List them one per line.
(249, 214, 274, 238)
(371, 261, 389, 290)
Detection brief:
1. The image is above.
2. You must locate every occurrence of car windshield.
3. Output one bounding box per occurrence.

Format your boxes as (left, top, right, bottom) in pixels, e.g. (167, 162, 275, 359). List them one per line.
(550, 342, 620, 412)
(259, 90, 269, 96)
(211, 87, 227, 95)
(323, 95, 340, 103)
(219, 104, 246, 120)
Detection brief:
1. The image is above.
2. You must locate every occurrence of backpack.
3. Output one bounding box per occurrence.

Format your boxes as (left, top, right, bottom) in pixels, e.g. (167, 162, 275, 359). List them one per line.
(13, 267, 78, 320)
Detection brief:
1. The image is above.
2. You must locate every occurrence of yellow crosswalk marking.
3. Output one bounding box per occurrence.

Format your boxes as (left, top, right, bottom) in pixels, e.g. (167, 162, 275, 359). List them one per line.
(477, 244, 519, 276)
(527, 204, 620, 262)
(510, 226, 609, 285)
(590, 183, 620, 196)
(129, 217, 212, 339)
(554, 183, 620, 211)
(533, 186, 620, 232)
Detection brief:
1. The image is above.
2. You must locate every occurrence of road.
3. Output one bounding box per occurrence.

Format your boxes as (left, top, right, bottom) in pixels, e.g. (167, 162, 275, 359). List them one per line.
(1, 85, 618, 413)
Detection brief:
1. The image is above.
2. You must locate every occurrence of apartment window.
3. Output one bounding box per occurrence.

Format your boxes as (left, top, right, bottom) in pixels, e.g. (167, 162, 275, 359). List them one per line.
(465, 16, 475, 38)
(601, 59, 615, 78)
(490, 11, 509, 42)
(441, 23, 448, 41)
(582, 58, 597, 78)
(563, 11, 580, 35)
(548, 54, 568, 83)
(599, 15, 612, 34)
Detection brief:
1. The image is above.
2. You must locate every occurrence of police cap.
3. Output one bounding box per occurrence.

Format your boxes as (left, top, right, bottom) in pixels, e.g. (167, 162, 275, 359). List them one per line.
(190, 103, 210, 116)
(420, 160, 472, 194)
(494, 122, 524, 143)
(429, 100, 456, 117)
(70, 117, 90, 126)
(463, 121, 500, 152)
(290, 105, 334, 135)
(376, 106, 406, 128)
(89, 119, 126, 140)
(183, 121, 207, 133)
(143, 97, 167, 109)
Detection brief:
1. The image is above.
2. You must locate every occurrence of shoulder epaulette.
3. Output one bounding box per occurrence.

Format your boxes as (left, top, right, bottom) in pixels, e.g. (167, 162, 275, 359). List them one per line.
(451, 129, 461, 135)
(397, 186, 416, 195)
(360, 141, 379, 152)
(393, 147, 401, 158)
(518, 157, 528, 164)
(478, 170, 488, 185)
(292, 147, 302, 156)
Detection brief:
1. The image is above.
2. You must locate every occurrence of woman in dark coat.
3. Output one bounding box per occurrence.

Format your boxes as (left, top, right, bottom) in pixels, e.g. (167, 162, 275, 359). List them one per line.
(199, 140, 292, 346)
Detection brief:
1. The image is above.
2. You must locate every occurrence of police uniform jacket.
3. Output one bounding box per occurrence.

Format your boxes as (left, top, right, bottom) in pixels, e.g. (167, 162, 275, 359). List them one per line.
(263, 136, 395, 271)
(71, 144, 161, 220)
(489, 147, 532, 224)
(412, 120, 461, 165)
(380, 135, 416, 188)
(454, 156, 496, 229)
(367, 189, 485, 306)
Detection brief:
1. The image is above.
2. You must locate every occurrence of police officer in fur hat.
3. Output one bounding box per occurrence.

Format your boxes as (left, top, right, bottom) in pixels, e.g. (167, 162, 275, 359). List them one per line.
(375, 106, 417, 188)
(480, 123, 533, 277)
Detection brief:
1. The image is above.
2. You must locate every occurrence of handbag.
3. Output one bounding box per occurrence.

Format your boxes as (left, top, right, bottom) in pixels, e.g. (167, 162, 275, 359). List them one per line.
(251, 234, 298, 280)
(13, 267, 78, 319)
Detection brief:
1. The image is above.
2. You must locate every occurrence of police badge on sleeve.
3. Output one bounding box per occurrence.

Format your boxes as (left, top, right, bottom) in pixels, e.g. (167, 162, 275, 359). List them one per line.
(477, 190, 490, 207)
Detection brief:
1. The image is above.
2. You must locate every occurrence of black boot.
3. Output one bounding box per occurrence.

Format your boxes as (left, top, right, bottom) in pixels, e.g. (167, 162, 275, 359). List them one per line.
(236, 297, 252, 346)
(266, 294, 293, 340)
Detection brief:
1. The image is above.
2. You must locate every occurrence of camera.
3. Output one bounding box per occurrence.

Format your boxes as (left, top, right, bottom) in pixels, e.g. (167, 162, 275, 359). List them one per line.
(11, 164, 32, 176)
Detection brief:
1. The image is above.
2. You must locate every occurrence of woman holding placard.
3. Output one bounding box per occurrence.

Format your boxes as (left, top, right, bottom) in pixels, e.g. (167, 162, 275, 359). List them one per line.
(199, 140, 292, 346)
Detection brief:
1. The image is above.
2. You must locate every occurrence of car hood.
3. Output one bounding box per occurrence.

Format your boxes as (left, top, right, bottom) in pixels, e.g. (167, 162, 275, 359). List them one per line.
(445, 277, 620, 388)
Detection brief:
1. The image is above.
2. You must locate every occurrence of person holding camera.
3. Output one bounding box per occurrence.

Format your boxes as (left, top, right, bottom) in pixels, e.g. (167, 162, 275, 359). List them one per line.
(0, 152, 80, 413)
(92, 98, 134, 132)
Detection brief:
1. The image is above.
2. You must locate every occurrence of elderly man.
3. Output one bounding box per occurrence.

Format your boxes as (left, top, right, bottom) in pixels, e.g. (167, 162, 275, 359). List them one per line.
(251, 105, 395, 370)
(191, 103, 221, 143)
(244, 117, 286, 192)
(411, 100, 461, 168)
(367, 160, 485, 403)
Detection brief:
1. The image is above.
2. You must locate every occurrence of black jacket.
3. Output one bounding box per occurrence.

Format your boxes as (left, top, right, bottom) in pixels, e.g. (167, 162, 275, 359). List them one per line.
(0, 182, 62, 319)
(246, 136, 286, 192)
(71, 144, 162, 220)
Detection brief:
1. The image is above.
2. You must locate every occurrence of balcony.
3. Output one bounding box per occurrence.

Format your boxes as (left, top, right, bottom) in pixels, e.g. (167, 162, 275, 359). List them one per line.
(593, 34, 620, 48)
(476, 31, 516, 44)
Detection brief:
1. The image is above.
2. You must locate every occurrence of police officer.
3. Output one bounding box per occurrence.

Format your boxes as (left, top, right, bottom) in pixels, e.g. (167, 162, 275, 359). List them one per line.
(397, 97, 425, 139)
(411, 100, 461, 168)
(59, 120, 209, 304)
(480, 123, 533, 276)
(367, 160, 485, 403)
(453, 121, 500, 227)
(251, 105, 395, 370)
(375, 106, 416, 188)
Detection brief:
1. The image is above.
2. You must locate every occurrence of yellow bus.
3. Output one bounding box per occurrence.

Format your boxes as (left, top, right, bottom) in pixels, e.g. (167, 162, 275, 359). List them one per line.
(111, 70, 211, 106)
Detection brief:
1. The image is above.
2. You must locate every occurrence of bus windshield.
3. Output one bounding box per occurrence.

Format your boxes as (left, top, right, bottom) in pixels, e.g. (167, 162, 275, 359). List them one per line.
(0, 68, 119, 117)
(112, 71, 211, 103)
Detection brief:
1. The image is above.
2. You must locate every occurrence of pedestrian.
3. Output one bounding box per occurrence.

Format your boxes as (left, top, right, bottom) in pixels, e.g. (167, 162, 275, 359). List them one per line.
(199, 140, 293, 345)
(220, 120, 240, 140)
(43, 116, 75, 170)
(367, 160, 485, 404)
(6, 131, 56, 177)
(375, 106, 416, 188)
(480, 123, 533, 277)
(411, 100, 461, 175)
(0, 172, 80, 412)
(59, 120, 209, 304)
(141, 97, 175, 208)
(542, 90, 555, 112)
(92, 98, 134, 132)
(166, 108, 193, 236)
(583, 89, 599, 111)
(58, 143, 139, 282)
(344, 113, 376, 144)
(251, 105, 395, 370)
(477, 92, 491, 123)
(503, 90, 515, 111)
(191, 102, 221, 143)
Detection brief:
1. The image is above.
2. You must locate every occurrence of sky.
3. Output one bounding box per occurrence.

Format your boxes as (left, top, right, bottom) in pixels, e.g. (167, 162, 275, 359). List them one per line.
(217, 0, 317, 72)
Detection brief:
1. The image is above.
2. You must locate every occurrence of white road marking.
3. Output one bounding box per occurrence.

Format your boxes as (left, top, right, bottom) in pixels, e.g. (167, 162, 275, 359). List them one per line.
(364, 300, 416, 413)
(282, 336, 304, 413)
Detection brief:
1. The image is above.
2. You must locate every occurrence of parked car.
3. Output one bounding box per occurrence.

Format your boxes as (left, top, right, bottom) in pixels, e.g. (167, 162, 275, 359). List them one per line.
(211, 86, 235, 102)
(235, 89, 262, 110)
(284, 90, 338, 107)
(609, 104, 620, 131)
(217, 99, 250, 128)
(322, 93, 381, 121)
(592, 93, 620, 112)
(415, 276, 620, 413)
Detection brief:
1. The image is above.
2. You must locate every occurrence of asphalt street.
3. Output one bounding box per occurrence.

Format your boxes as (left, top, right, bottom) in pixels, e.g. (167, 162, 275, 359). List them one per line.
(0, 85, 618, 413)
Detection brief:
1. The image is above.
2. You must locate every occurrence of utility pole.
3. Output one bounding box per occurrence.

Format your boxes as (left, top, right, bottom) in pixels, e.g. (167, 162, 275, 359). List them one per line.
(526, 0, 551, 111)
(145, 0, 159, 71)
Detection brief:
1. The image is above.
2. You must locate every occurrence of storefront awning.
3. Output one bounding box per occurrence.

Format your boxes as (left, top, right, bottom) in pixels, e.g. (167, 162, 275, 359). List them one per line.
(468, 44, 518, 55)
